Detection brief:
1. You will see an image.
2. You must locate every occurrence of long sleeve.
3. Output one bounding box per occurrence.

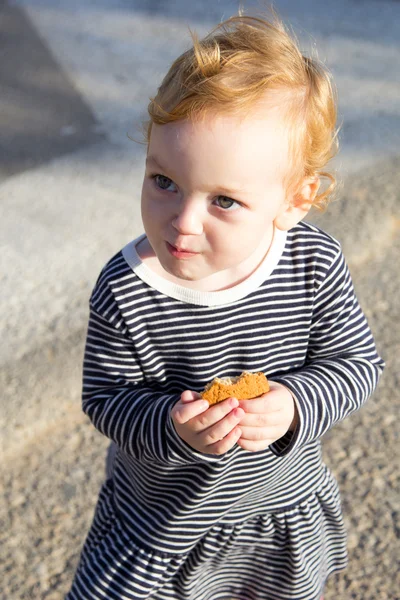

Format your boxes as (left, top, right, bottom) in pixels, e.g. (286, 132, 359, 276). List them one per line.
(271, 249, 385, 456)
(82, 304, 221, 465)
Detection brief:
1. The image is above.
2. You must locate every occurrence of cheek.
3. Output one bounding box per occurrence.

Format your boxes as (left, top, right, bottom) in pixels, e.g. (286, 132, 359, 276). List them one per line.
(219, 214, 267, 243)
(208, 219, 262, 261)
(141, 190, 166, 226)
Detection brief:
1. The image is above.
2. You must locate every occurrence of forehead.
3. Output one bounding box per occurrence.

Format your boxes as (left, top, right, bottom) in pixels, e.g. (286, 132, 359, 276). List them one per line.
(148, 106, 291, 184)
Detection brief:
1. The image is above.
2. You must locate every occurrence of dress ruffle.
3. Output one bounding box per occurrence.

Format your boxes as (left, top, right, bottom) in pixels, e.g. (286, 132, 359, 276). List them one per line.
(66, 468, 347, 600)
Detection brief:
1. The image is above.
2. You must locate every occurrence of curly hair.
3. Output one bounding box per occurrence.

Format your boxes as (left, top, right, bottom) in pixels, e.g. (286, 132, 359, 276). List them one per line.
(143, 12, 339, 208)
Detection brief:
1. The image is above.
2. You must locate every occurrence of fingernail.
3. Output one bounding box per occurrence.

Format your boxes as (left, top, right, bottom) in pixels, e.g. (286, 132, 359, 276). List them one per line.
(234, 407, 244, 419)
(229, 397, 238, 408)
(201, 400, 209, 410)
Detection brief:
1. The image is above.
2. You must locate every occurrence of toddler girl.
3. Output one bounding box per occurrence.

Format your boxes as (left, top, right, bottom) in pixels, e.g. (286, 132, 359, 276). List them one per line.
(67, 12, 384, 600)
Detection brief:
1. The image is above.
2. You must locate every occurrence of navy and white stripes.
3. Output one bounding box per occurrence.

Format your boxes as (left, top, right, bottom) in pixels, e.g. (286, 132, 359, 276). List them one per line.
(68, 221, 384, 599)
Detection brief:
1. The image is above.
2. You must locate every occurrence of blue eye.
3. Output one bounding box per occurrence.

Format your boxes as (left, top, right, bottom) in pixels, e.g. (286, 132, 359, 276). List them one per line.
(215, 196, 240, 211)
(153, 174, 177, 192)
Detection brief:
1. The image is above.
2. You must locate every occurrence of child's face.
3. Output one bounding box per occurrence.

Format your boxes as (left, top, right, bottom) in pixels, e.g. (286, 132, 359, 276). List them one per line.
(141, 105, 305, 283)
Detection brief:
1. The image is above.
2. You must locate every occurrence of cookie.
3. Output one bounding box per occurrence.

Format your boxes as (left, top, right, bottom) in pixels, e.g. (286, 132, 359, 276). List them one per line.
(201, 371, 269, 405)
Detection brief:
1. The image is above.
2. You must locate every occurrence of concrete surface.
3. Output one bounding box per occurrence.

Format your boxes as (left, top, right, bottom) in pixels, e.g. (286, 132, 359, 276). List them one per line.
(1, 0, 399, 598)
(0, 0, 104, 180)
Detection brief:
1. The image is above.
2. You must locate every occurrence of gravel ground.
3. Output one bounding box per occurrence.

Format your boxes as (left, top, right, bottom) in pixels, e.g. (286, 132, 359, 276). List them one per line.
(1, 161, 399, 599)
(2, 1, 399, 598)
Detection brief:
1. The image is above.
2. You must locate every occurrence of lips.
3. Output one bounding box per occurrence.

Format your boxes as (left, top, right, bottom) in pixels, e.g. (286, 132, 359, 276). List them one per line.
(166, 241, 199, 258)
(171, 243, 194, 252)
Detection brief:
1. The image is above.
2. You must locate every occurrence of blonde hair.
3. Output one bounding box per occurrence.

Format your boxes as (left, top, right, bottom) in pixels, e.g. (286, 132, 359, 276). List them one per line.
(144, 12, 339, 208)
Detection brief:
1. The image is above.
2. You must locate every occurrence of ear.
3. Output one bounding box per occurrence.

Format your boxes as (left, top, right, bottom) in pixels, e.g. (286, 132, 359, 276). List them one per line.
(274, 177, 320, 231)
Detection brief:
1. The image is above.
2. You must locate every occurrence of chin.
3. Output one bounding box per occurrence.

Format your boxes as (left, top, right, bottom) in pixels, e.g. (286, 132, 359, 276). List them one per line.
(167, 268, 202, 282)
(159, 259, 195, 281)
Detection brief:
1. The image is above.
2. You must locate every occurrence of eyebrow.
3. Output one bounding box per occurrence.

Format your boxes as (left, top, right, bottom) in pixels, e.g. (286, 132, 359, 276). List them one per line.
(146, 155, 247, 198)
(217, 185, 247, 197)
(146, 155, 165, 170)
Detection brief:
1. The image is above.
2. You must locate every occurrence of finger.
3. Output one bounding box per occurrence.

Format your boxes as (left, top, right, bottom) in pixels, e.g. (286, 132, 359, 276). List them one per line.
(238, 426, 272, 441)
(181, 389, 203, 403)
(193, 397, 239, 432)
(262, 381, 294, 411)
(236, 412, 267, 428)
(201, 407, 245, 446)
(172, 398, 209, 425)
(239, 393, 282, 415)
(207, 426, 242, 455)
(238, 396, 270, 414)
(238, 424, 288, 443)
(237, 411, 284, 428)
(236, 437, 271, 452)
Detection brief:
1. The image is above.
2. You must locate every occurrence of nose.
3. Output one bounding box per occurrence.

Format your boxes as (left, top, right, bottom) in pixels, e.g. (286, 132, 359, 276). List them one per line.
(172, 197, 204, 236)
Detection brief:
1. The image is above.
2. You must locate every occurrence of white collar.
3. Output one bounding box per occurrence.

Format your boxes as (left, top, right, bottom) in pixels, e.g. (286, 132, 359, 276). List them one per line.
(122, 228, 287, 307)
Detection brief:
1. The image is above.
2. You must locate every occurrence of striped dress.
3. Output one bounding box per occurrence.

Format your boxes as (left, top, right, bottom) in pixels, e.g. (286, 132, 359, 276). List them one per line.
(67, 222, 384, 600)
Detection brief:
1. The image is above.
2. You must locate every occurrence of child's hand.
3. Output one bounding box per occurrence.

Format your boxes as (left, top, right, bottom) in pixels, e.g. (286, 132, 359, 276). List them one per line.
(171, 390, 245, 455)
(236, 381, 298, 452)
